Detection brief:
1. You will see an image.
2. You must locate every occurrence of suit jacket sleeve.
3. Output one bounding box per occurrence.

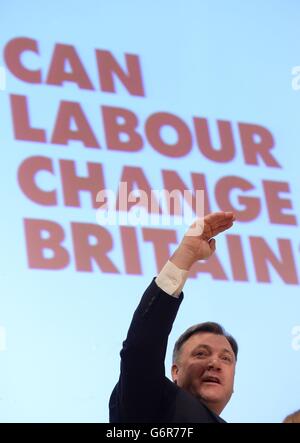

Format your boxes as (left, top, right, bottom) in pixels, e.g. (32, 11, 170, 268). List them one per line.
(110, 278, 184, 422)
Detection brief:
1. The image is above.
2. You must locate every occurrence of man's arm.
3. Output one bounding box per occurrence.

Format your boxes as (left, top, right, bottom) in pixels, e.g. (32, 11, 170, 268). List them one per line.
(113, 278, 184, 422)
(110, 212, 235, 422)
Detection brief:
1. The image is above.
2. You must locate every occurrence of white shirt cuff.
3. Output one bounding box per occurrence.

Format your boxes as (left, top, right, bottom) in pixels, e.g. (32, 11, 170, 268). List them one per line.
(155, 260, 189, 298)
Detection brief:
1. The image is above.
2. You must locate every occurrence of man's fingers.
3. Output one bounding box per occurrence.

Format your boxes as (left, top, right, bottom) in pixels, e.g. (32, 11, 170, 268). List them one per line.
(201, 213, 234, 239)
(211, 221, 234, 236)
(203, 212, 234, 231)
(203, 211, 235, 225)
(186, 212, 235, 238)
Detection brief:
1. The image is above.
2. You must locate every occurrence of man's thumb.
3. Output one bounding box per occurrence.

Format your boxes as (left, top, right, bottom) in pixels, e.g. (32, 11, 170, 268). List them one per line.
(209, 238, 216, 253)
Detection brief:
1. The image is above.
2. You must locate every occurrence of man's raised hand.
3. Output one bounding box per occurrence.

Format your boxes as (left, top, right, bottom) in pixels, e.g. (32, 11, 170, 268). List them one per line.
(170, 212, 235, 271)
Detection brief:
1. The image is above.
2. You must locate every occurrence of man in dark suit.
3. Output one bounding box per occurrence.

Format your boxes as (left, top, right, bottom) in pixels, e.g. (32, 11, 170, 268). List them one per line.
(109, 211, 237, 423)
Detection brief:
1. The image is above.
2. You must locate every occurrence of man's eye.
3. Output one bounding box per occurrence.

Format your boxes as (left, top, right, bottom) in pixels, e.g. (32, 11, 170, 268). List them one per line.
(196, 352, 207, 357)
(221, 355, 232, 362)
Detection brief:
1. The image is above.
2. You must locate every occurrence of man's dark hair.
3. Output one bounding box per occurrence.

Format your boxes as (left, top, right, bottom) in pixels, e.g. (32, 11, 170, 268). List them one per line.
(172, 322, 238, 364)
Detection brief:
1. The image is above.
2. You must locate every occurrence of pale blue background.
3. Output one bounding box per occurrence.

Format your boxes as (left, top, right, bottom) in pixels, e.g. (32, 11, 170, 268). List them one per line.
(0, 0, 300, 423)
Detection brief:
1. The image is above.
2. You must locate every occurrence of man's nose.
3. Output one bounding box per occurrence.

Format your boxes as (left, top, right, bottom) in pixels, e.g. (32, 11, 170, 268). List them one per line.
(207, 358, 221, 370)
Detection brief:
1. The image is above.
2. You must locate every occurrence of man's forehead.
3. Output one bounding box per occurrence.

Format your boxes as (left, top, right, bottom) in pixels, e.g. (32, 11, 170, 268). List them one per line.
(184, 332, 233, 353)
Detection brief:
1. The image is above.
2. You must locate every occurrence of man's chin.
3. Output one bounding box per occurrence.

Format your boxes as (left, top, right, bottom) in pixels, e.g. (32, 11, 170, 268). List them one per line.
(197, 385, 223, 403)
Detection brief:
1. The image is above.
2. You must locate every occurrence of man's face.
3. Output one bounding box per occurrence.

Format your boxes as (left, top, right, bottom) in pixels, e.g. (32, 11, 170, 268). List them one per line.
(171, 332, 236, 415)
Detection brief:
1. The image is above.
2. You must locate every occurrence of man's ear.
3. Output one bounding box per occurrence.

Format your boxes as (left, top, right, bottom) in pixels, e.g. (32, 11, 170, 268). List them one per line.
(171, 364, 179, 383)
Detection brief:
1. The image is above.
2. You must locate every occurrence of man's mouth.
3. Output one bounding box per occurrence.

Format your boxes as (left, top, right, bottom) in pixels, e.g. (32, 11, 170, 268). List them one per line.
(201, 375, 221, 385)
